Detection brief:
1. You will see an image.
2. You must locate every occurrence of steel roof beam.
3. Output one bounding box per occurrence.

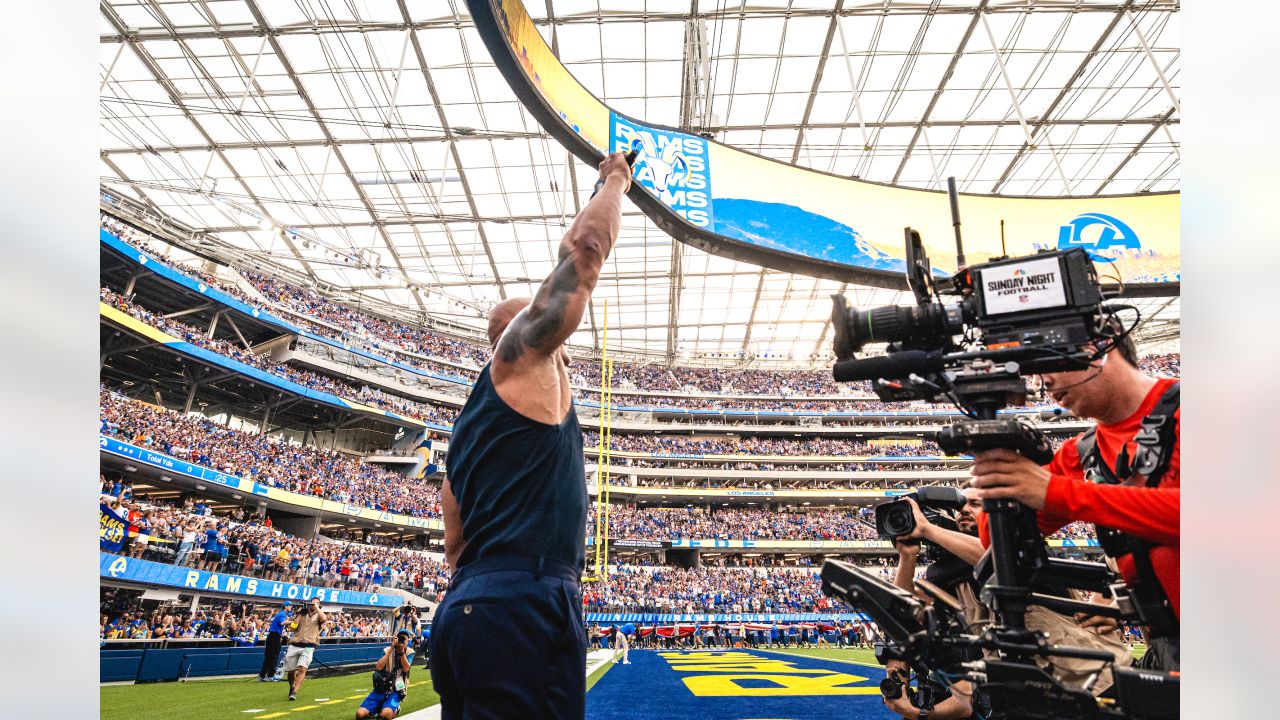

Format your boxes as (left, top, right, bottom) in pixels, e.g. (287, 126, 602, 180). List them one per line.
(1093, 106, 1177, 195)
(98, 115, 1178, 158)
(100, 2, 1179, 43)
(396, 0, 506, 300)
(98, 131, 543, 156)
(989, 0, 1134, 194)
(99, 1, 322, 284)
(789, 1, 844, 166)
(891, 1, 987, 184)
(240, 0, 426, 312)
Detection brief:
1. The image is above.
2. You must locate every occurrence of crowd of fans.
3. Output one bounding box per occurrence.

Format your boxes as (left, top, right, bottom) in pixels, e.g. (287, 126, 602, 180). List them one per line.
(1139, 353, 1180, 377)
(597, 505, 880, 542)
(100, 287, 460, 426)
(590, 432, 1069, 459)
(103, 214, 1179, 411)
(99, 588, 392, 643)
(581, 393, 968, 414)
(101, 487, 451, 597)
(594, 504, 1095, 543)
(583, 565, 852, 614)
(587, 433, 946, 457)
(624, 459, 962, 472)
(99, 388, 444, 519)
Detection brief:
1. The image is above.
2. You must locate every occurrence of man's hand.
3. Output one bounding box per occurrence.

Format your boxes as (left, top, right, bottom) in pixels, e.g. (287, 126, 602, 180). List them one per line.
(881, 666, 918, 718)
(901, 497, 931, 540)
(1075, 593, 1120, 635)
(968, 448, 1051, 510)
(894, 537, 921, 559)
(598, 152, 633, 193)
(883, 690, 920, 719)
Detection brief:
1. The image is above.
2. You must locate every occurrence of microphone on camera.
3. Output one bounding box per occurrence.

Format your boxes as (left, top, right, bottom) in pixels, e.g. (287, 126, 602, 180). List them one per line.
(832, 350, 945, 383)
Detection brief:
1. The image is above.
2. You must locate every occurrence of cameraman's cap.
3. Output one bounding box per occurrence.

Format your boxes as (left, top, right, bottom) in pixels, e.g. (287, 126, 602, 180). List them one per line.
(396, 629, 412, 639)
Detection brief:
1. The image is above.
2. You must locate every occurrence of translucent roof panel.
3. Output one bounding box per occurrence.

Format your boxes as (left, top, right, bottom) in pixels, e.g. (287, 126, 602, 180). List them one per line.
(100, 0, 1180, 365)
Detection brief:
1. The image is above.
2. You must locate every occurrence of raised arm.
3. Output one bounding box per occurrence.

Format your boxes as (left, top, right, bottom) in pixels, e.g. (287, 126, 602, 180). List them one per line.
(493, 153, 631, 368)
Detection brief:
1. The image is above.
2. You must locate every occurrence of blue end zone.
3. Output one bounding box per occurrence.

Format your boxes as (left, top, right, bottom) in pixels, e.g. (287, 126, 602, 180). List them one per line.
(587, 649, 896, 720)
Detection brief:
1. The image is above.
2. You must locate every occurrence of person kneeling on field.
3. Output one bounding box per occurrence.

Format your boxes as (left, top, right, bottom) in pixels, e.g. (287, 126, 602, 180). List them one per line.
(357, 630, 414, 719)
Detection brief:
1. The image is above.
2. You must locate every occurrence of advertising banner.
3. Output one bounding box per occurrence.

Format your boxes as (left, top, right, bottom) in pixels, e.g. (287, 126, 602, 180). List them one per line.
(100, 552, 402, 607)
(472, 0, 1179, 289)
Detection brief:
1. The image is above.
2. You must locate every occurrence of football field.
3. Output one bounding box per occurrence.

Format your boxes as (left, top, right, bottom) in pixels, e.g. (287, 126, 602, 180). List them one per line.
(101, 645, 1146, 719)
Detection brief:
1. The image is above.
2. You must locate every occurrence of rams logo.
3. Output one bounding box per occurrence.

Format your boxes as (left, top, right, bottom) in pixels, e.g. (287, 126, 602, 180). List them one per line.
(629, 135, 689, 194)
(1057, 213, 1141, 263)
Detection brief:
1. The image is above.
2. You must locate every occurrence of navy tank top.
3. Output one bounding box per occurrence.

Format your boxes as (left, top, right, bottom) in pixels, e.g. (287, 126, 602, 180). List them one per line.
(446, 364, 587, 570)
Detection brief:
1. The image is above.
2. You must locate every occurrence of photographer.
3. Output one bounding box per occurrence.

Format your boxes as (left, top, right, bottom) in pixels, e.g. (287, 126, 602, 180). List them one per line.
(881, 493, 986, 720)
(390, 605, 422, 665)
(280, 597, 327, 702)
(969, 334, 1179, 670)
(894, 492, 1133, 696)
(356, 630, 413, 719)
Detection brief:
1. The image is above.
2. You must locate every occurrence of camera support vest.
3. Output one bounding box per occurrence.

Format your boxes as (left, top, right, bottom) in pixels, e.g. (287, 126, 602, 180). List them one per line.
(1075, 382, 1179, 638)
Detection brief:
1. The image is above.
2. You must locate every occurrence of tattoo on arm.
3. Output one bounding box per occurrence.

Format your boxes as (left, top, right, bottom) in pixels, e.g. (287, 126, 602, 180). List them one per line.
(496, 245, 584, 364)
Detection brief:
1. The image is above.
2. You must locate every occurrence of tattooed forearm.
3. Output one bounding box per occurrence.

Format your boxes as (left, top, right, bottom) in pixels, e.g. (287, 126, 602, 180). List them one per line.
(494, 167, 623, 364)
(496, 248, 583, 364)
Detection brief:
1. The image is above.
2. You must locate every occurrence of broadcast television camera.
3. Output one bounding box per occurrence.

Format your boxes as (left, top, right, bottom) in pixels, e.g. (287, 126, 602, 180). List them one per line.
(821, 179, 1176, 719)
(875, 486, 966, 541)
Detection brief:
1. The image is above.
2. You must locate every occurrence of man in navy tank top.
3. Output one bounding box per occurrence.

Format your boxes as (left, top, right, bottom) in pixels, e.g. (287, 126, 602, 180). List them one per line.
(428, 152, 632, 719)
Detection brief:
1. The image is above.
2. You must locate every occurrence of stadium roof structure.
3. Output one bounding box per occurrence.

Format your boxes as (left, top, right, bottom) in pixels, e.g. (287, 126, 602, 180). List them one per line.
(99, 0, 1181, 366)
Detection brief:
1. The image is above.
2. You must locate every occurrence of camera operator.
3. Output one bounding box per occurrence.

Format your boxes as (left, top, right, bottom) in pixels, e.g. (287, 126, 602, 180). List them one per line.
(356, 629, 414, 719)
(968, 333, 1179, 671)
(881, 493, 987, 720)
(280, 597, 327, 702)
(391, 605, 422, 665)
(895, 491, 1133, 696)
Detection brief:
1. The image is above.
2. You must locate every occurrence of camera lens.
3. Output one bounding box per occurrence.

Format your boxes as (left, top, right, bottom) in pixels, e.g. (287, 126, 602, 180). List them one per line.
(875, 500, 917, 539)
(880, 676, 903, 699)
(832, 295, 965, 356)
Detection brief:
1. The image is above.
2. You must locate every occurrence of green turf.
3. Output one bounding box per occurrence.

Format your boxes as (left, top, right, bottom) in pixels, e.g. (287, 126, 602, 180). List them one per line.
(102, 655, 617, 719)
(586, 657, 614, 692)
(101, 668, 439, 720)
(758, 646, 883, 667)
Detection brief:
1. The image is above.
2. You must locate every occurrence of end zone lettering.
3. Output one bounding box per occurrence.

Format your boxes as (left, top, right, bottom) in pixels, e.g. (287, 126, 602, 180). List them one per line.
(658, 651, 881, 697)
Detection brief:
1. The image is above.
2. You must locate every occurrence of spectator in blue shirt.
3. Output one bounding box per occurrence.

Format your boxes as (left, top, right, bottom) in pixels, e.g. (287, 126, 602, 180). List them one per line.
(258, 601, 292, 682)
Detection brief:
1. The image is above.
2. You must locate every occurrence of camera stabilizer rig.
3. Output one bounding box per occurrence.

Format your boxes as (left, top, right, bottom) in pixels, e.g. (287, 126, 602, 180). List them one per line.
(820, 178, 1177, 719)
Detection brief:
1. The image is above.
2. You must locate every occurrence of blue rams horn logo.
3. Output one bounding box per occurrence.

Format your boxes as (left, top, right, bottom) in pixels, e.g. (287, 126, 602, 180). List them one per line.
(1057, 212, 1141, 263)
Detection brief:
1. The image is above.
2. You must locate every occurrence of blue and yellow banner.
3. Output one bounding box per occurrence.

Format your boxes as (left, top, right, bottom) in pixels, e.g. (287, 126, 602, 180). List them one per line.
(100, 502, 130, 552)
(100, 552, 402, 607)
(472, 0, 1179, 289)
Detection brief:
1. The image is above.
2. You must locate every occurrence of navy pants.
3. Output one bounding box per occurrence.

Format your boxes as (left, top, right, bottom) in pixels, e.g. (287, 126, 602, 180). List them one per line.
(429, 555, 586, 720)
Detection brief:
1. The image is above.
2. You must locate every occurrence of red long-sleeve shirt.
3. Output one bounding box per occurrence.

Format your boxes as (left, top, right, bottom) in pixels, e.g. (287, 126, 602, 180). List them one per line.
(978, 378, 1180, 618)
